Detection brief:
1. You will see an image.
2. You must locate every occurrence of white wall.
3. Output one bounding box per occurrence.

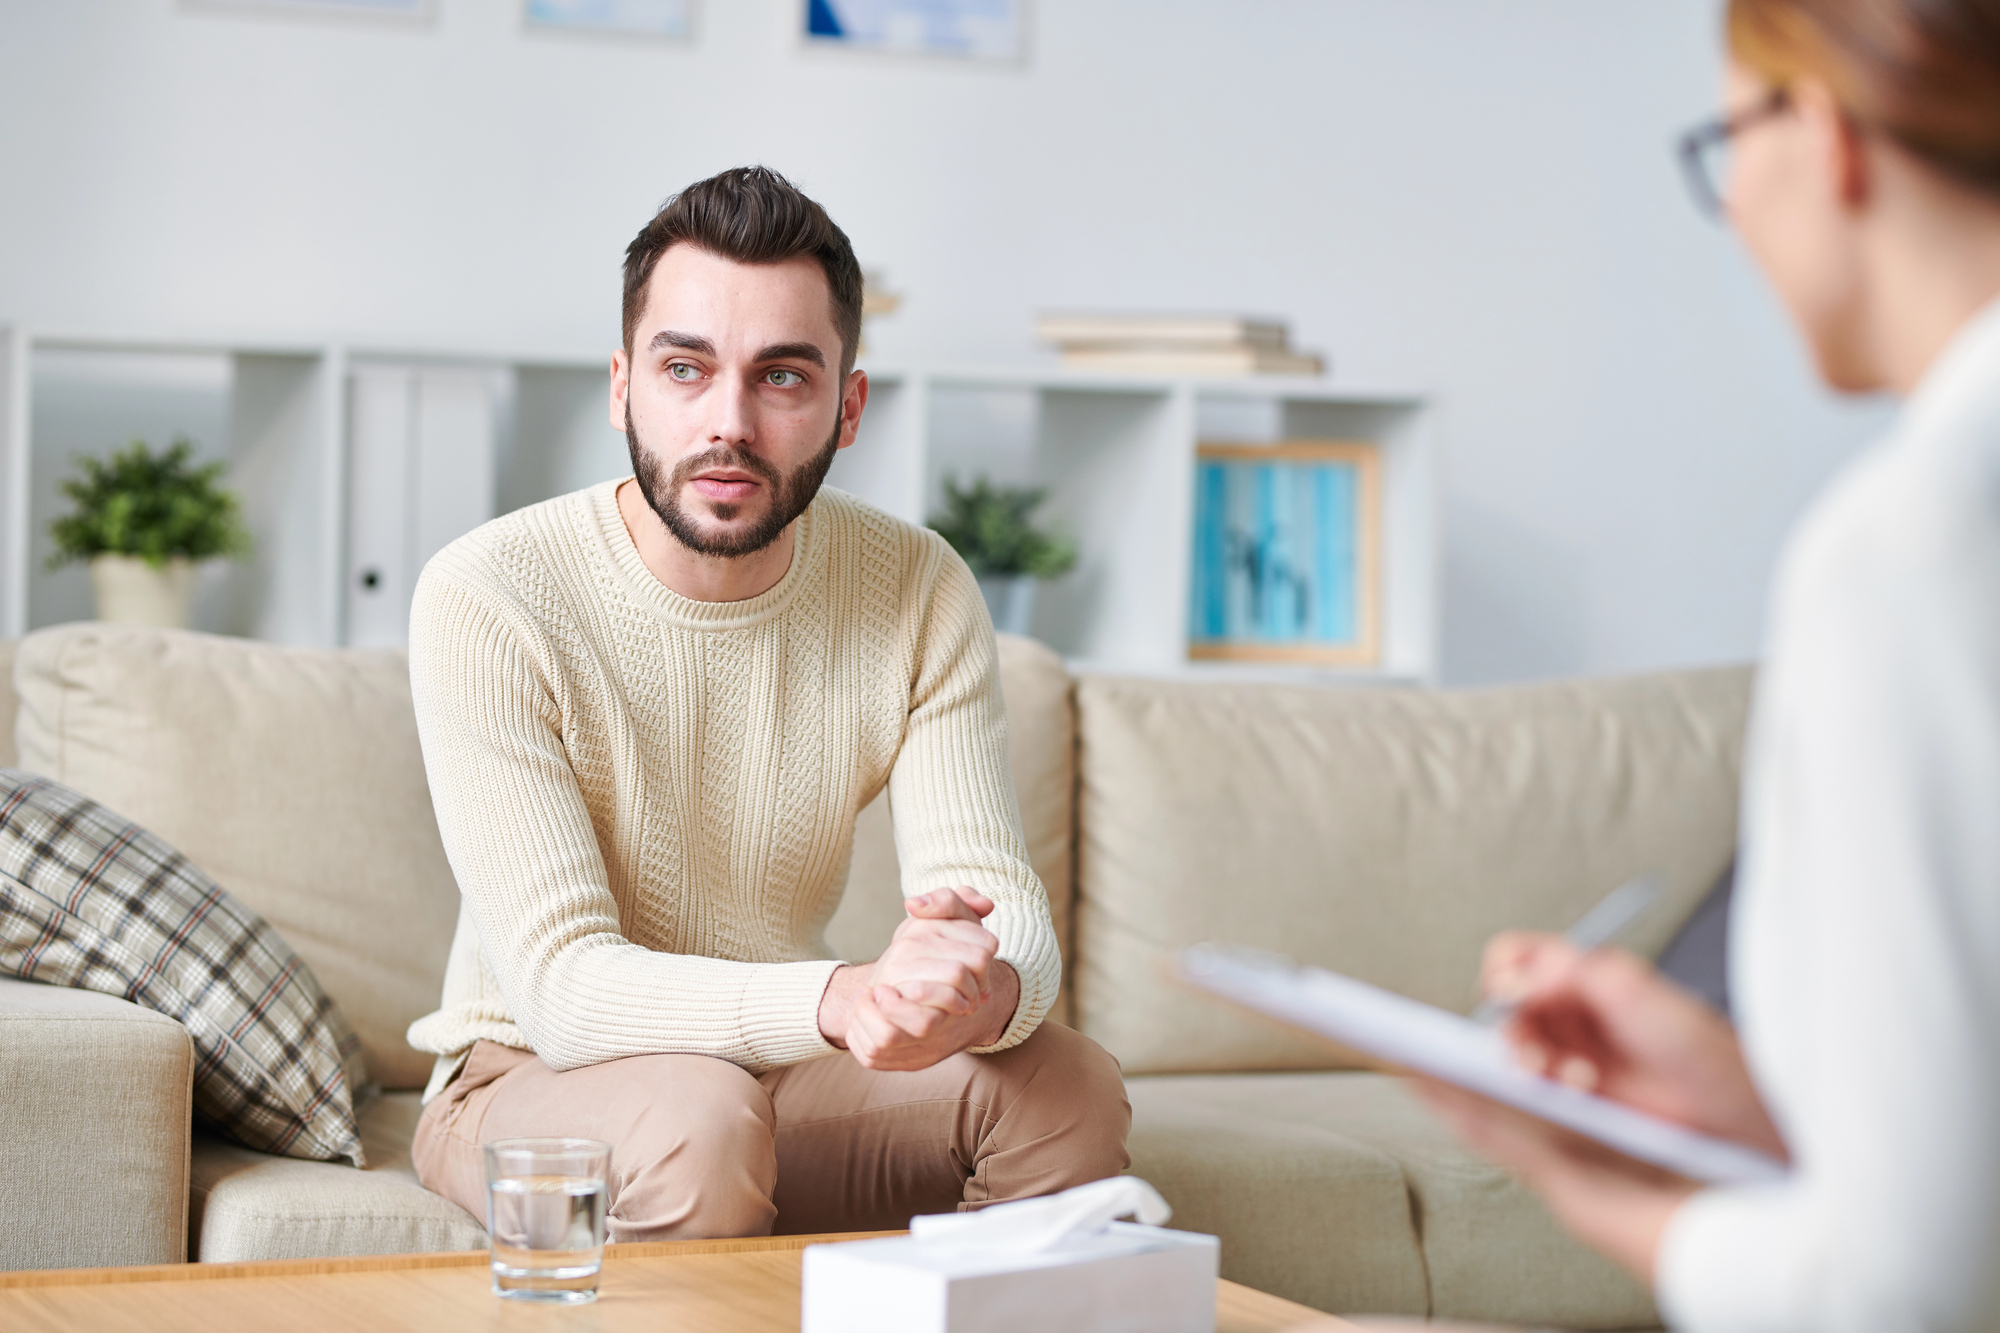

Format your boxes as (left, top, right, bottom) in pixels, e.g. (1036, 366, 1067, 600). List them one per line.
(0, 0, 1892, 684)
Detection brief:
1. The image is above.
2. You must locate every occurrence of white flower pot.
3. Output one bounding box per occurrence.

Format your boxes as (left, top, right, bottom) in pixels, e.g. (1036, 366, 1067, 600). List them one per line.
(976, 574, 1038, 637)
(89, 554, 197, 629)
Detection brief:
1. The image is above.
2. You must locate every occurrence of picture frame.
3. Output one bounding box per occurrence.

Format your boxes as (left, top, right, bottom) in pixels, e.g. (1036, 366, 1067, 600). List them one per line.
(1188, 441, 1381, 667)
(523, 0, 694, 41)
(804, 0, 1025, 62)
(181, 0, 434, 23)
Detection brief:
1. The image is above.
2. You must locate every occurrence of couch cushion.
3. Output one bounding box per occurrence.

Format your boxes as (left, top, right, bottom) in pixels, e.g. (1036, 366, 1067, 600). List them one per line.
(191, 1092, 487, 1262)
(0, 976, 193, 1270)
(824, 632, 1077, 1023)
(1136, 1072, 1664, 1320)
(1126, 1075, 1427, 1316)
(13, 625, 460, 1090)
(1075, 666, 1753, 1075)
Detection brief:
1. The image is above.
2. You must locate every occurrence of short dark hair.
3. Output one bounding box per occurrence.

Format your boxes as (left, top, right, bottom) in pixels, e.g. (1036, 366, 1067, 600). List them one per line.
(621, 166, 865, 372)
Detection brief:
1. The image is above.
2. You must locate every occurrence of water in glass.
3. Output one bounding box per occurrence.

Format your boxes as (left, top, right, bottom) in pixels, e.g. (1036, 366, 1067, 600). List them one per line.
(484, 1138, 610, 1303)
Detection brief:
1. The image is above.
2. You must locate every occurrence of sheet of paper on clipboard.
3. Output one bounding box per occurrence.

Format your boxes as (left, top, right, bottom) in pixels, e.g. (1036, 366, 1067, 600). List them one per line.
(1175, 943, 1788, 1186)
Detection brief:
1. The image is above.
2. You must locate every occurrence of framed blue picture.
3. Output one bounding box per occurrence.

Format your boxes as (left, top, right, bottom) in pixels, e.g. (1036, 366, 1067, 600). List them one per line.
(805, 0, 1023, 61)
(1189, 442, 1380, 666)
(525, 0, 692, 40)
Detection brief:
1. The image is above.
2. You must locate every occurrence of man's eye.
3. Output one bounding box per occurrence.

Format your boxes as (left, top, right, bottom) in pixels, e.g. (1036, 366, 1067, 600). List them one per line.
(667, 362, 700, 382)
(766, 369, 804, 387)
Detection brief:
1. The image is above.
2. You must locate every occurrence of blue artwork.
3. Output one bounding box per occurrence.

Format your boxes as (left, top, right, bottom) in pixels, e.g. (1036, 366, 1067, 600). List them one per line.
(806, 0, 1022, 60)
(1190, 450, 1367, 653)
(525, 0, 691, 38)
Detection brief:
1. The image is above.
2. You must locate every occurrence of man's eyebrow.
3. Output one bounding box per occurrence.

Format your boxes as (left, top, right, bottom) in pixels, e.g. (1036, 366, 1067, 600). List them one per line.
(649, 330, 717, 356)
(753, 341, 827, 369)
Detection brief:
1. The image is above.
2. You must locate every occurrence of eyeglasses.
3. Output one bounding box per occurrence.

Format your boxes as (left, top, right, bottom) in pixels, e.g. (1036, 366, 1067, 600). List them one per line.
(1676, 89, 1791, 219)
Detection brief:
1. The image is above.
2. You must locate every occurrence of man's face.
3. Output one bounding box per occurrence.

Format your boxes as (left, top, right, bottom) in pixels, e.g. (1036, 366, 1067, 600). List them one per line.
(612, 245, 865, 558)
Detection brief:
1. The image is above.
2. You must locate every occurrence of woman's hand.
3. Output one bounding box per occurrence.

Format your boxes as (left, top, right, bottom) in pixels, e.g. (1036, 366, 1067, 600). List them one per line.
(1411, 933, 1790, 1283)
(1485, 933, 1785, 1157)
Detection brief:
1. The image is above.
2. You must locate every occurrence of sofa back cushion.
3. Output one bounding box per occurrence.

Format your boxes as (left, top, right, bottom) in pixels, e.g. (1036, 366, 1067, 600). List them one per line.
(825, 633, 1078, 1025)
(13, 625, 458, 1090)
(1073, 666, 1753, 1075)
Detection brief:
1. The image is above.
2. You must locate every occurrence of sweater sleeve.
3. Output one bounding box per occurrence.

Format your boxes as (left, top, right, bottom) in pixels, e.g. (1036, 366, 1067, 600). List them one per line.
(1654, 457, 2000, 1331)
(885, 545, 1061, 1051)
(408, 564, 841, 1075)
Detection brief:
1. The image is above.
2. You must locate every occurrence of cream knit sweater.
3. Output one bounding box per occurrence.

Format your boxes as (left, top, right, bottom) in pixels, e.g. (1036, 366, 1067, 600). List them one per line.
(404, 480, 1059, 1099)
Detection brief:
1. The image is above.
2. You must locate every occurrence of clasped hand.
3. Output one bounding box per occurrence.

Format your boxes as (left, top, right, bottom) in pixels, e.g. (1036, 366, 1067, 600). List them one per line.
(817, 887, 1020, 1072)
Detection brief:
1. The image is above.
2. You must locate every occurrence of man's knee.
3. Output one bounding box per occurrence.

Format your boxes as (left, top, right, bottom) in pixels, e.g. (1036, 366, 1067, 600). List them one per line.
(991, 1021, 1132, 1181)
(604, 1054, 779, 1240)
(1028, 1021, 1127, 1103)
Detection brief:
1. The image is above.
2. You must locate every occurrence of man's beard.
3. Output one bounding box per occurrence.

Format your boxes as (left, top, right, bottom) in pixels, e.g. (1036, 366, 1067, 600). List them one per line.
(625, 400, 840, 559)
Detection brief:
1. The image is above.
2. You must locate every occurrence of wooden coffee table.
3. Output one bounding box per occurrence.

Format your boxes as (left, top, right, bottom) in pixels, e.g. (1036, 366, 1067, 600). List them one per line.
(0, 1234, 1358, 1331)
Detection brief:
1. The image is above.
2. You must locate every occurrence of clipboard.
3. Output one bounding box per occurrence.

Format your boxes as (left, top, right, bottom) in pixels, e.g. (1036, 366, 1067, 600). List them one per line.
(1176, 943, 1787, 1186)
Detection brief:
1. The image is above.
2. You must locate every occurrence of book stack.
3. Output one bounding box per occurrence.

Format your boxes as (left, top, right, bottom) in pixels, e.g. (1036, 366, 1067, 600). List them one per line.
(1036, 313, 1325, 377)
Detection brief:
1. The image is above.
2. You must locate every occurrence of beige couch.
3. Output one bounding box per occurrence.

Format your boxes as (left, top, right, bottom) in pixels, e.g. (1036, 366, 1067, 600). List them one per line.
(0, 625, 1751, 1327)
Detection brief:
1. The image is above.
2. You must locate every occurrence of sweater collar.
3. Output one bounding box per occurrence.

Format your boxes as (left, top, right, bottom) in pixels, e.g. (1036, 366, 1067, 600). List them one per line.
(589, 478, 820, 631)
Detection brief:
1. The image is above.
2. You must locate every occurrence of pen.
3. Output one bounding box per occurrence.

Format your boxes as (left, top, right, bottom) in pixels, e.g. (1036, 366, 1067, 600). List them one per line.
(1470, 875, 1661, 1026)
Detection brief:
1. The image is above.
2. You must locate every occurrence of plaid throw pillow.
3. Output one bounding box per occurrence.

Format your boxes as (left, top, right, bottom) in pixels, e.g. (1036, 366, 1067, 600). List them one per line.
(0, 769, 370, 1167)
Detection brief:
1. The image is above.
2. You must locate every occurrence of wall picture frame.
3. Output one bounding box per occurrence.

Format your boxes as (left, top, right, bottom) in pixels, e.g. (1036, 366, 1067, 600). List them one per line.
(1188, 441, 1381, 667)
(524, 0, 693, 41)
(182, 0, 434, 23)
(805, 0, 1024, 62)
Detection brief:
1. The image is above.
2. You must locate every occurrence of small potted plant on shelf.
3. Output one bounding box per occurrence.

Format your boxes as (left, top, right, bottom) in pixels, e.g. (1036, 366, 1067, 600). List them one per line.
(47, 438, 252, 629)
(927, 475, 1077, 636)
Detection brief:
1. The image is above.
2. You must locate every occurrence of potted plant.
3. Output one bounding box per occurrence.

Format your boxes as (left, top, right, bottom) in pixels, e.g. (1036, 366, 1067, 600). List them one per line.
(47, 438, 252, 629)
(927, 476, 1077, 636)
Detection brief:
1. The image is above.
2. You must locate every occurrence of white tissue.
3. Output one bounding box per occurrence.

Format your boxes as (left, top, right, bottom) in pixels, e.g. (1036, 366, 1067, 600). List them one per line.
(801, 1177, 1215, 1333)
(906, 1177, 1173, 1257)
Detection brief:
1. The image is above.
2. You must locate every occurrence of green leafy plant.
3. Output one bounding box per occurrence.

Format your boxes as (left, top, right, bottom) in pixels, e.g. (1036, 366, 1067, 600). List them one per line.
(47, 438, 252, 570)
(928, 476, 1077, 579)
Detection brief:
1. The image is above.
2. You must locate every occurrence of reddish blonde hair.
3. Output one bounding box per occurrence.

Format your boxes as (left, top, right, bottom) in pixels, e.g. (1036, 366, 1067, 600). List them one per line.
(1728, 0, 2000, 194)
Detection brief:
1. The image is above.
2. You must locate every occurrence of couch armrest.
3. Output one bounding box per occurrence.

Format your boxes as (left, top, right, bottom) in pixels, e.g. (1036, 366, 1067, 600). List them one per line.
(0, 977, 193, 1269)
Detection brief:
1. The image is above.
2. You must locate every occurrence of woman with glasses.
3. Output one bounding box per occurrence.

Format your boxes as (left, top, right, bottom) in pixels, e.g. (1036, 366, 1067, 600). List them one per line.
(1419, 0, 2000, 1329)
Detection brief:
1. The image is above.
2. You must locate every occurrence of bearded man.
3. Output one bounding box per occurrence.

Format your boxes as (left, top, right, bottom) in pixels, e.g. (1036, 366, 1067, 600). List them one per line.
(403, 167, 1129, 1238)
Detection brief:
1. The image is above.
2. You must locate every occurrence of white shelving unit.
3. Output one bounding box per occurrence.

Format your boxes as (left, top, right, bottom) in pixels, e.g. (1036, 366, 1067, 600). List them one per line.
(832, 367, 1439, 682)
(0, 328, 1437, 681)
(0, 329, 620, 650)
(0, 330, 346, 647)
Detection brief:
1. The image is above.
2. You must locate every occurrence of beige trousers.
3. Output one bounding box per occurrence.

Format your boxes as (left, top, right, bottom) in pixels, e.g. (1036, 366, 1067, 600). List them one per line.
(411, 1021, 1131, 1241)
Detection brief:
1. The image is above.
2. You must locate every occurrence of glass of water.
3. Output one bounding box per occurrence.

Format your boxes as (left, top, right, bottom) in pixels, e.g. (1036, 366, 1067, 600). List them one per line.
(483, 1137, 611, 1303)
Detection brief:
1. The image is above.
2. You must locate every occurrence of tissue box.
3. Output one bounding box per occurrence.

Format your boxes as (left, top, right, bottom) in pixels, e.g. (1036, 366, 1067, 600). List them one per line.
(801, 1222, 1219, 1333)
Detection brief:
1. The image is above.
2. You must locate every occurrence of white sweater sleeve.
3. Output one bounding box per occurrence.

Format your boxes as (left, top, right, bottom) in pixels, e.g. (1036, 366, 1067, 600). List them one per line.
(408, 568, 841, 1075)
(1655, 451, 2000, 1332)
(885, 545, 1061, 1051)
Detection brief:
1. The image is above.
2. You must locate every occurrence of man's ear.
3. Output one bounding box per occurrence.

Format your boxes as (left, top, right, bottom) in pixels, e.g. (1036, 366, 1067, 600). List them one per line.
(608, 348, 630, 433)
(837, 369, 870, 451)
